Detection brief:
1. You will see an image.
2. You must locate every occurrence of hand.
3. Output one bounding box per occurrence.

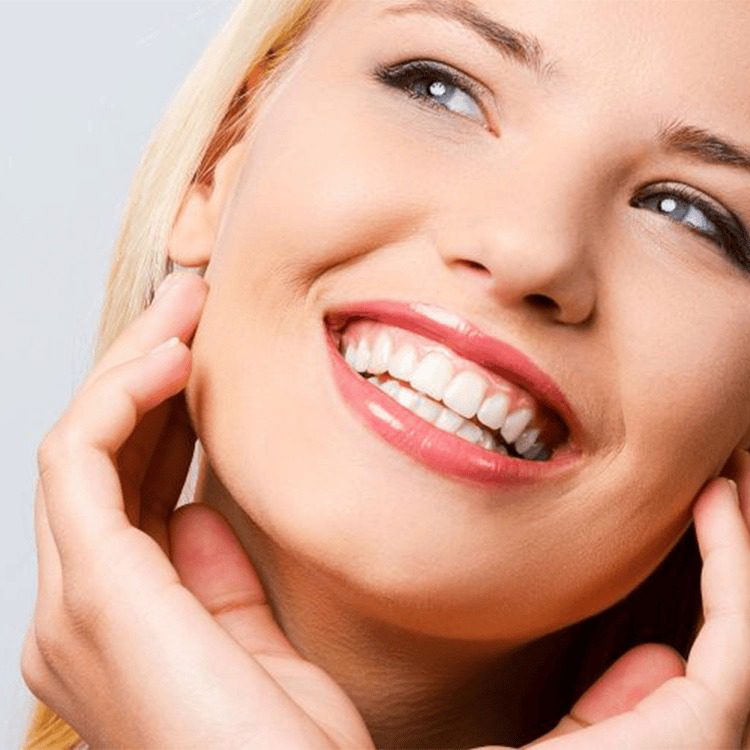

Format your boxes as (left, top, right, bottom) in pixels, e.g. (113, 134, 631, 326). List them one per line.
(20, 272, 375, 749)
(482, 449, 750, 750)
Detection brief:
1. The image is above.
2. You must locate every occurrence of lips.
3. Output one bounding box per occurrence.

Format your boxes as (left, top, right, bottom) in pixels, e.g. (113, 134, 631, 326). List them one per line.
(324, 299, 581, 450)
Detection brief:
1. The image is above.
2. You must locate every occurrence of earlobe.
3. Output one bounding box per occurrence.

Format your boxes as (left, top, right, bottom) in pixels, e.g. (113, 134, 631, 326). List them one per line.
(167, 140, 249, 269)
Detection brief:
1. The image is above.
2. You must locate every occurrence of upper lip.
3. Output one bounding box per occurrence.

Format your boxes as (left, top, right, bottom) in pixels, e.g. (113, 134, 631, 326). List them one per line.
(324, 299, 582, 449)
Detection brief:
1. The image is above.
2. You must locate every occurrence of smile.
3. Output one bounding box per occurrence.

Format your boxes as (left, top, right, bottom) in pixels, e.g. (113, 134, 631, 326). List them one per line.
(323, 300, 583, 486)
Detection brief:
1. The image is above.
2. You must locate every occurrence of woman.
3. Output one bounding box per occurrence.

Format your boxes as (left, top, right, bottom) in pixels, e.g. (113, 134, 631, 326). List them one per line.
(21, 0, 750, 747)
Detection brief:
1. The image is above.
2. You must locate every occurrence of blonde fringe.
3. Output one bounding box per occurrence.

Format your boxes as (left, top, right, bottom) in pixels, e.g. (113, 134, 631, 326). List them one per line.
(23, 1, 321, 747)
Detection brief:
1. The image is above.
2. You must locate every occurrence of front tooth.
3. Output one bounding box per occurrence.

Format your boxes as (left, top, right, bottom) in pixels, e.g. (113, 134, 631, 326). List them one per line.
(353, 339, 371, 372)
(434, 406, 464, 433)
(368, 331, 393, 374)
(514, 427, 540, 454)
(396, 384, 420, 409)
(442, 371, 488, 419)
(500, 408, 534, 444)
(344, 341, 358, 367)
(476, 392, 510, 430)
(413, 394, 442, 422)
(455, 421, 483, 444)
(388, 344, 418, 381)
(409, 351, 453, 401)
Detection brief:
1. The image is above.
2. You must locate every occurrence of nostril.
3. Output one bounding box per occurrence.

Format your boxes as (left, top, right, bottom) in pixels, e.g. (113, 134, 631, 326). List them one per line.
(526, 293, 558, 312)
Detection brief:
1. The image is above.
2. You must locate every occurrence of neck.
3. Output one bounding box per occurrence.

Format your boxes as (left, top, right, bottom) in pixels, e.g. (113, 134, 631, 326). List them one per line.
(195, 462, 579, 748)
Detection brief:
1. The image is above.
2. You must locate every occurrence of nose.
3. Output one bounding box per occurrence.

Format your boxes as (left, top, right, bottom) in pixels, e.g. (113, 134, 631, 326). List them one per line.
(436, 168, 599, 326)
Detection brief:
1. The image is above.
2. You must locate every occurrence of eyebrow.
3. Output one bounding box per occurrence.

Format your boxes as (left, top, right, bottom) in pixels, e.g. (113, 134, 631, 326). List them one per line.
(384, 0, 750, 177)
(657, 118, 750, 176)
(383, 0, 562, 81)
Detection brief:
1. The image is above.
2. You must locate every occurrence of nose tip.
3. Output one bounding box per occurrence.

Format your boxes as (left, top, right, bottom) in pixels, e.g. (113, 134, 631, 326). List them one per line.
(447, 241, 597, 326)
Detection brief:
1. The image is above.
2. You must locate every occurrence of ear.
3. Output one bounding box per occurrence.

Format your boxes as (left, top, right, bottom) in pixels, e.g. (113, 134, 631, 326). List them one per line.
(167, 138, 249, 269)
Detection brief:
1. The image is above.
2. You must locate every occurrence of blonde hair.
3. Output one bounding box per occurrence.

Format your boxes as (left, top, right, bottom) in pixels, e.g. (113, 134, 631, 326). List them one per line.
(23, 1, 321, 746)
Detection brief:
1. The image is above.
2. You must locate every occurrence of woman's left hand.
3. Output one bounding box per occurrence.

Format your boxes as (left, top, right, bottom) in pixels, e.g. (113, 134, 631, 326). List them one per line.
(496, 448, 750, 749)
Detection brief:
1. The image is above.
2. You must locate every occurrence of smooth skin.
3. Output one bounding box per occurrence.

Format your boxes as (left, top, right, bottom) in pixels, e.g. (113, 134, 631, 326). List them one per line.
(161, 1, 750, 744)
(21, 271, 750, 748)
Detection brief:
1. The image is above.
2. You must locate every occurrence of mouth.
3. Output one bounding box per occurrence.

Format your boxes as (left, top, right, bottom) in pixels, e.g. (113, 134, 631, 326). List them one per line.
(323, 300, 583, 485)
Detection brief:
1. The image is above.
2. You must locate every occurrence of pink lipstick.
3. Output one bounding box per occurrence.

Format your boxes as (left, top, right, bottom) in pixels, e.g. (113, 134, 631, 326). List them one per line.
(323, 300, 583, 486)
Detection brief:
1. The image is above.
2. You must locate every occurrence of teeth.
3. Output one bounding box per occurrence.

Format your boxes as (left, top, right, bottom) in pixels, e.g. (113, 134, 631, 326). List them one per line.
(478, 431, 497, 451)
(353, 339, 371, 372)
(434, 406, 464, 433)
(395, 383, 420, 409)
(514, 427, 540, 454)
(521, 442, 549, 460)
(409, 351, 454, 401)
(369, 331, 393, 374)
(343, 331, 555, 462)
(387, 344, 418, 381)
(381, 379, 400, 398)
(344, 341, 358, 368)
(455, 421, 483, 444)
(413, 394, 442, 422)
(442, 370, 488, 419)
(476, 392, 510, 431)
(500, 408, 534, 444)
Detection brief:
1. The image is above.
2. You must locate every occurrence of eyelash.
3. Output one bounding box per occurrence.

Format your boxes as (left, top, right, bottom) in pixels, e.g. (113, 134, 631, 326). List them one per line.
(373, 59, 750, 273)
(630, 185, 750, 272)
(373, 59, 491, 129)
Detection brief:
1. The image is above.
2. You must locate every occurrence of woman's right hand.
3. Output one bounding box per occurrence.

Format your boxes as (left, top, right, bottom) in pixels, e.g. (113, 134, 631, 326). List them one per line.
(498, 452, 750, 750)
(20, 271, 375, 749)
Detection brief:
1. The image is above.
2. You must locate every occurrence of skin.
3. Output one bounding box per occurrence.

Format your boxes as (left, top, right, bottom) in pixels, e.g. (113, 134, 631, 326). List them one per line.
(20, 1, 750, 748)
(169, 0, 750, 744)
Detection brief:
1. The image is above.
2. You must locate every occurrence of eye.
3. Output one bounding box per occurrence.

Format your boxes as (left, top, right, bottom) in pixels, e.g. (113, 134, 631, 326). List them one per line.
(631, 183, 750, 272)
(373, 59, 490, 129)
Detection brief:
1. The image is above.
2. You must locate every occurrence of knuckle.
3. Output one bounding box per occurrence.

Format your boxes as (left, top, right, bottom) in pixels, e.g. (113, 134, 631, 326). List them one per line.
(37, 421, 87, 475)
(20, 629, 48, 696)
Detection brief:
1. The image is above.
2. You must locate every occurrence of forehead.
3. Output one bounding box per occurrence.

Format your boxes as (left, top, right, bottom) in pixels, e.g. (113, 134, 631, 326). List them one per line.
(314, 0, 750, 127)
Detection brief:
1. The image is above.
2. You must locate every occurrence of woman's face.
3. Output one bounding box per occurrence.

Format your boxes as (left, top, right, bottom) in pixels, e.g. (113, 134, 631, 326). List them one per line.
(182, 0, 750, 640)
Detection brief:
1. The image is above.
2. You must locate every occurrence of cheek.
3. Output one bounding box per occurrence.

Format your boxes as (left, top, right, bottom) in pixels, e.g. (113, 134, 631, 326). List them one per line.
(216, 82, 434, 290)
(611, 261, 750, 487)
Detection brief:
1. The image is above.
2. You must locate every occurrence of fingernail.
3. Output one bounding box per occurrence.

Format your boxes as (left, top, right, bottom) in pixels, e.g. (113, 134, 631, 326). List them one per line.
(149, 336, 181, 355)
(153, 272, 182, 302)
(726, 478, 739, 503)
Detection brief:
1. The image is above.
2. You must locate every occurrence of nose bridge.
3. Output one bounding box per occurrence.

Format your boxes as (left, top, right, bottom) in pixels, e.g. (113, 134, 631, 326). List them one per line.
(440, 128, 605, 325)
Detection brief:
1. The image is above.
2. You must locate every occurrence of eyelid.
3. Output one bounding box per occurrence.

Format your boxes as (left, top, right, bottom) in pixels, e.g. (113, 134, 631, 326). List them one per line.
(374, 58, 499, 133)
(640, 181, 732, 221)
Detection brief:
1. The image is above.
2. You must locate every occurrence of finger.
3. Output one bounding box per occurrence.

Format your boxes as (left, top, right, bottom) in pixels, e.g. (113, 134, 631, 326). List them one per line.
(723, 447, 750, 521)
(687, 478, 750, 726)
(32, 479, 63, 614)
(524, 643, 685, 746)
(82, 272, 207, 390)
(117, 402, 172, 528)
(39, 339, 192, 567)
(168, 503, 299, 659)
(85, 274, 207, 527)
(139, 393, 198, 554)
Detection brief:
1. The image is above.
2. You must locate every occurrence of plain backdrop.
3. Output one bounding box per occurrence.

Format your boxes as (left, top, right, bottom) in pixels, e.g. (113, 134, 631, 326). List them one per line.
(1, 1, 235, 745)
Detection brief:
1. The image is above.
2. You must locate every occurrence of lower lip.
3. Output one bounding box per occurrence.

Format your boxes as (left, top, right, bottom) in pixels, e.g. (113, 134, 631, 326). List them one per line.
(324, 325, 581, 486)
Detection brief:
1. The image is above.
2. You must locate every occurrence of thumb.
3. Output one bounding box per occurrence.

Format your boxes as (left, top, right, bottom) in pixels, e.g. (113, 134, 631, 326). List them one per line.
(168, 502, 299, 659)
(524, 643, 686, 746)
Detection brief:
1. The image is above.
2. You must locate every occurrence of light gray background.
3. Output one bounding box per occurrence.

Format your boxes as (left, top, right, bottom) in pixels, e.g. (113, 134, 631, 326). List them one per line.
(1, 1, 235, 745)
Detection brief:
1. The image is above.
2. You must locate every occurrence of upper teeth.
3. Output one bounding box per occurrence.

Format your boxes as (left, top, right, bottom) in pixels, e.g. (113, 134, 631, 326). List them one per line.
(340, 324, 551, 460)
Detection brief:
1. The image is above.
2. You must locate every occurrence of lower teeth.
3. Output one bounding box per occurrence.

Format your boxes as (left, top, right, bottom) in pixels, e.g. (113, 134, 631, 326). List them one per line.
(364, 374, 550, 461)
